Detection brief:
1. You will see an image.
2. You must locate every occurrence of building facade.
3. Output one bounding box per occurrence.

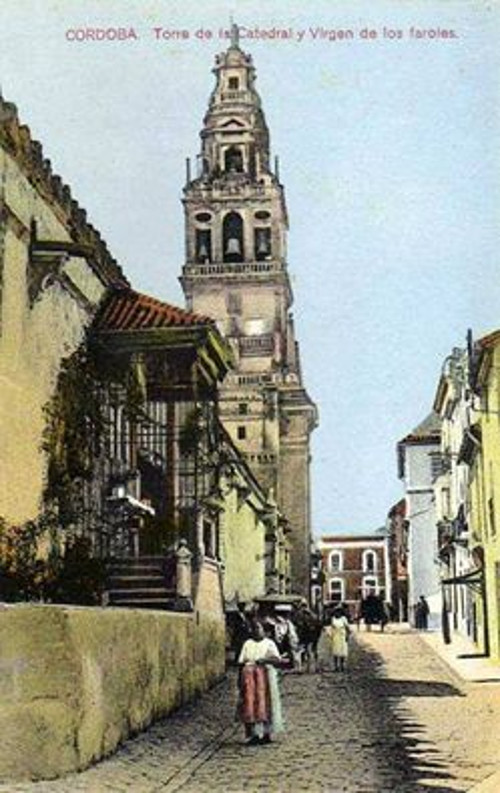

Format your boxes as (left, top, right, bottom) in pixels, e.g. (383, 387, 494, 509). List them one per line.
(461, 330, 500, 660)
(0, 93, 127, 526)
(318, 534, 390, 618)
(386, 499, 409, 621)
(179, 28, 317, 597)
(397, 412, 442, 629)
(218, 424, 291, 605)
(433, 346, 478, 644)
(0, 87, 290, 614)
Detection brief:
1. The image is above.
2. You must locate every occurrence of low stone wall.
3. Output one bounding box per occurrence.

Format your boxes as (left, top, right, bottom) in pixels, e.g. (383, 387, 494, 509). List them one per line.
(0, 604, 225, 781)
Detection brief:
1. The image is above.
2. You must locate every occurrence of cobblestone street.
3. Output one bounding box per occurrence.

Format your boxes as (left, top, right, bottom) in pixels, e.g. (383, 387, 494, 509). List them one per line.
(2, 630, 499, 793)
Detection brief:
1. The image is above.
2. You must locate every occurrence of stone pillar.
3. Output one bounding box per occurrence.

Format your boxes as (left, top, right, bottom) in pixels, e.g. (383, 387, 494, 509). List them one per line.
(176, 539, 193, 599)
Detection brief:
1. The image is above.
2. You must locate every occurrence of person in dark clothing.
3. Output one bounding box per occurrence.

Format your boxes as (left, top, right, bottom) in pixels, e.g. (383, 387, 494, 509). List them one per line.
(360, 592, 385, 632)
(232, 602, 251, 659)
(415, 595, 430, 630)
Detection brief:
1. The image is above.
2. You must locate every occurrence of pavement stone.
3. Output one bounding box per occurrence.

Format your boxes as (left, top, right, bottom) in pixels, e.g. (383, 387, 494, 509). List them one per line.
(1, 629, 499, 792)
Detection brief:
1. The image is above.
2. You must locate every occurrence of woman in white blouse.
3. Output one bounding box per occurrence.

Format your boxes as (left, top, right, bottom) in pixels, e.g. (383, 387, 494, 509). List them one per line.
(237, 620, 285, 745)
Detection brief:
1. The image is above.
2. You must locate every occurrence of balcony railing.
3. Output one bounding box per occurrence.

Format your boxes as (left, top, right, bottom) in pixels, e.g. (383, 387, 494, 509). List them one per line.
(239, 334, 274, 357)
(221, 90, 250, 102)
(183, 261, 283, 278)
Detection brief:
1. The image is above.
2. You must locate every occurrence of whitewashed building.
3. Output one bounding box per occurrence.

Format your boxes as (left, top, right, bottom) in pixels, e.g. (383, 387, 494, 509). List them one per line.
(397, 413, 442, 629)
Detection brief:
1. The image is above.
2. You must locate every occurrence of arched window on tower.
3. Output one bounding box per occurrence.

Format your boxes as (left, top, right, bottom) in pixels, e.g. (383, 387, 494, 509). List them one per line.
(254, 227, 271, 260)
(195, 229, 212, 263)
(224, 145, 244, 173)
(223, 212, 244, 262)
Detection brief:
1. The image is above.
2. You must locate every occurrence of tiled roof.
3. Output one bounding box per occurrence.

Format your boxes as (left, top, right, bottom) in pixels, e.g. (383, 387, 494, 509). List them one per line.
(478, 329, 500, 350)
(94, 288, 215, 332)
(400, 411, 441, 444)
(388, 498, 406, 518)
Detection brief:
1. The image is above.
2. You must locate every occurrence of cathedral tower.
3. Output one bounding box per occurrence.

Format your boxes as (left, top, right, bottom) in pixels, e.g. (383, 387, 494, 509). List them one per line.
(180, 26, 318, 597)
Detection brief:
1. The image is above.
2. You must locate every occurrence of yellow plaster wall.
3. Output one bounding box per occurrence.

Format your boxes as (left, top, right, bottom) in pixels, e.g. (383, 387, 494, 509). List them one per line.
(0, 605, 225, 781)
(479, 345, 500, 660)
(0, 150, 106, 524)
(220, 479, 266, 603)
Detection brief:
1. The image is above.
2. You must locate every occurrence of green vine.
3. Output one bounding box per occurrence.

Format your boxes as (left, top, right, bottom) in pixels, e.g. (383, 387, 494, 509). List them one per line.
(41, 340, 145, 524)
(0, 514, 105, 604)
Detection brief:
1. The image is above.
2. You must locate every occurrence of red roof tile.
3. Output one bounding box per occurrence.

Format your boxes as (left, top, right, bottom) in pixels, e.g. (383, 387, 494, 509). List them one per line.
(478, 329, 500, 350)
(94, 288, 215, 332)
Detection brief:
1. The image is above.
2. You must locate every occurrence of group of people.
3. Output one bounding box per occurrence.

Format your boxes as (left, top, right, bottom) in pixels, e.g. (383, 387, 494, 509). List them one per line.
(233, 593, 432, 746)
(230, 601, 323, 673)
(356, 592, 392, 632)
(233, 602, 352, 746)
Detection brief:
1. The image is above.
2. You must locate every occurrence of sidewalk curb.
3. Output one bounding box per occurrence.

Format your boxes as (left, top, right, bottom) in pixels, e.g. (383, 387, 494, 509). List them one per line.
(417, 631, 500, 683)
(467, 768, 500, 792)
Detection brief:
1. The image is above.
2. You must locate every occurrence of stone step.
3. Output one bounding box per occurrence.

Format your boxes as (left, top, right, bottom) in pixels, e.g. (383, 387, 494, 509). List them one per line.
(108, 575, 167, 589)
(106, 555, 179, 611)
(108, 588, 175, 601)
(108, 564, 165, 577)
(109, 598, 177, 610)
(108, 556, 167, 564)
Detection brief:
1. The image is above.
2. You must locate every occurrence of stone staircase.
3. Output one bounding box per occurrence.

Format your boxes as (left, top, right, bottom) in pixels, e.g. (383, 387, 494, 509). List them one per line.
(106, 556, 177, 610)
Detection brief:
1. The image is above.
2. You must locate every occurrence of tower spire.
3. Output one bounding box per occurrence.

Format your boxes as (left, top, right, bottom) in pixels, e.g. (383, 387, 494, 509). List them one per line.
(229, 20, 240, 49)
(180, 39, 318, 599)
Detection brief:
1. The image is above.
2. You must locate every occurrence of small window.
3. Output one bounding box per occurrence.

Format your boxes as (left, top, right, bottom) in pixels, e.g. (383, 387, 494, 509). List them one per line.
(237, 426, 246, 440)
(224, 146, 243, 174)
(226, 291, 242, 315)
(195, 229, 211, 263)
(254, 227, 271, 261)
(238, 403, 248, 415)
(363, 550, 377, 573)
(329, 578, 344, 603)
(489, 497, 496, 536)
(228, 77, 239, 90)
(430, 452, 443, 481)
(195, 212, 212, 223)
(329, 551, 343, 572)
(223, 212, 244, 262)
(362, 577, 378, 598)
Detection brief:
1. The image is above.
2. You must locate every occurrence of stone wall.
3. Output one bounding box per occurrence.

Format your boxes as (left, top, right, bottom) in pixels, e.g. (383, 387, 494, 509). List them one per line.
(0, 604, 225, 782)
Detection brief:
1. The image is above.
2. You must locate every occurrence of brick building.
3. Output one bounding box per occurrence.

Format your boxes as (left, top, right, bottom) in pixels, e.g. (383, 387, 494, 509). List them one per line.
(318, 534, 390, 618)
(386, 499, 409, 621)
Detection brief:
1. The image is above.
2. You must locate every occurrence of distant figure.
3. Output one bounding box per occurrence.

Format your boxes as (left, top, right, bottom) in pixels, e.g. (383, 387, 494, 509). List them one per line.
(415, 595, 430, 630)
(294, 602, 323, 673)
(360, 592, 385, 632)
(232, 602, 250, 660)
(329, 606, 351, 672)
(380, 602, 391, 633)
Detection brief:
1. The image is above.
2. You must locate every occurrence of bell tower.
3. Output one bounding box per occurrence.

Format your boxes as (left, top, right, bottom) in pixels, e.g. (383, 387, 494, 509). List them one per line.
(180, 26, 318, 597)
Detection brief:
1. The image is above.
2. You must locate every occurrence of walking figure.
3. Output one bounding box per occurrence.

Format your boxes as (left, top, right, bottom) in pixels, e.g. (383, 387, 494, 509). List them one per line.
(329, 606, 351, 672)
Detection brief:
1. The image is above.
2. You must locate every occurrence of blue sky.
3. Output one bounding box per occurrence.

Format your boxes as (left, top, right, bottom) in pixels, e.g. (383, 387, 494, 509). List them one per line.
(1, 0, 500, 535)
